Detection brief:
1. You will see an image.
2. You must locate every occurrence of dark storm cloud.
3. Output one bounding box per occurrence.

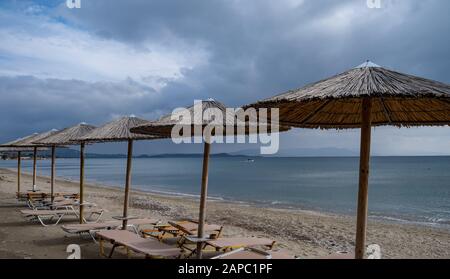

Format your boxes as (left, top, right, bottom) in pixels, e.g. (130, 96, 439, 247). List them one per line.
(56, 0, 450, 103)
(0, 75, 167, 142)
(0, 0, 449, 154)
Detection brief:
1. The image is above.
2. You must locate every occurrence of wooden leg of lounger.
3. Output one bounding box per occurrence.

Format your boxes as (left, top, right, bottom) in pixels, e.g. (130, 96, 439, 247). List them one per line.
(126, 247, 131, 259)
(108, 244, 118, 258)
(99, 239, 105, 257)
(269, 241, 276, 249)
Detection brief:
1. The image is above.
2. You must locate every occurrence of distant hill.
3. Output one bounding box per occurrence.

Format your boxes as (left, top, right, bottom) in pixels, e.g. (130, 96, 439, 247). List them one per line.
(230, 147, 359, 157)
(32, 148, 253, 159)
(139, 153, 254, 158)
(3, 147, 359, 158)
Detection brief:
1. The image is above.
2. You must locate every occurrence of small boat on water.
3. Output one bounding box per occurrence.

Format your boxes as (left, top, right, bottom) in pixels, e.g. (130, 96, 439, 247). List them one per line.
(245, 158, 255, 163)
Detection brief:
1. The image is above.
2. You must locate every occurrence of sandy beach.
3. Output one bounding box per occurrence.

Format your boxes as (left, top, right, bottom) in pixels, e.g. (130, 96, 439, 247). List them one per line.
(0, 167, 449, 259)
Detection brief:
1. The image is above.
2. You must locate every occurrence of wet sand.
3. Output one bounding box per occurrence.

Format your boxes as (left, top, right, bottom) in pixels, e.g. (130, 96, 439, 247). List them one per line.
(0, 168, 449, 259)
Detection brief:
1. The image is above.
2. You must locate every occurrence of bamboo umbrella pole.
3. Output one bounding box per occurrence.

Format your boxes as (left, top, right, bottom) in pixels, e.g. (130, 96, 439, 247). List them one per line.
(79, 142, 85, 224)
(32, 146, 37, 191)
(50, 146, 56, 203)
(355, 98, 373, 259)
(17, 151, 21, 194)
(122, 139, 133, 229)
(196, 142, 211, 259)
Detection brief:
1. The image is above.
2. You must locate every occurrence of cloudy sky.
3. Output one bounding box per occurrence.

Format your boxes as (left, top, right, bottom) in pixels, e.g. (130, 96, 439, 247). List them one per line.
(0, 0, 449, 156)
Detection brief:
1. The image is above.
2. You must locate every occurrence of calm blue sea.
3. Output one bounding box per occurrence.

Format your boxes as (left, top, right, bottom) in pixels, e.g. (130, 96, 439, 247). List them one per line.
(1, 156, 449, 229)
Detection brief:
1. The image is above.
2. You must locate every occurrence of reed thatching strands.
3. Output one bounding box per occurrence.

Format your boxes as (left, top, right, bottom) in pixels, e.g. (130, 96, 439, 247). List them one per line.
(36, 123, 97, 146)
(131, 99, 289, 259)
(1, 130, 58, 191)
(1, 134, 39, 148)
(131, 99, 288, 137)
(249, 62, 450, 129)
(80, 116, 161, 228)
(1, 139, 35, 195)
(0, 146, 33, 195)
(244, 61, 450, 259)
(34, 123, 97, 204)
(78, 116, 158, 143)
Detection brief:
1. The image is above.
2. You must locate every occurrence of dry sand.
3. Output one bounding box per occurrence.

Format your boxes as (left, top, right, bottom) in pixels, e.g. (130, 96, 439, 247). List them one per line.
(0, 167, 449, 259)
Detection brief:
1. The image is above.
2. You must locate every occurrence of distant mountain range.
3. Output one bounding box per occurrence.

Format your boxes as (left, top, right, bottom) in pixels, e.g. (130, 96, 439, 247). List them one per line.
(23, 147, 359, 158)
(2, 147, 447, 159)
(230, 147, 359, 157)
(30, 148, 253, 159)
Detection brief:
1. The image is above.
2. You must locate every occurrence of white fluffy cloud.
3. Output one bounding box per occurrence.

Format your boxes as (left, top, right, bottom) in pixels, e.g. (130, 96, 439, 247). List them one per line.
(0, 7, 209, 90)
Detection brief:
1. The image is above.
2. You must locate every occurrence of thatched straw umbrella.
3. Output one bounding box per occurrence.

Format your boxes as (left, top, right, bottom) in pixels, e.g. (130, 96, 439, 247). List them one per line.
(244, 61, 450, 259)
(78, 116, 161, 226)
(1, 130, 58, 192)
(33, 123, 96, 203)
(131, 99, 289, 259)
(0, 145, 34, 195)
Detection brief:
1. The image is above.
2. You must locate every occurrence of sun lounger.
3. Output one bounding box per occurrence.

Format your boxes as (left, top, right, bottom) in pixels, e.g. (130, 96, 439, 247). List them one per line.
(21, 208, 105, 226)
(18, 192, 79, 208)
(17, 192, 46, 205)
(30, 198, 80, 210)
(164, 221, 224, 257)
(17, 191, 43, 201)
(96, 230, 182, 259)
(17, 191, 79, 200)
(170, 221, 223, 236)
(212, 247, 295, 259)
(62, 218, 160, 241)
(143, 220, 223, 240)
(205, 237, 276, 252)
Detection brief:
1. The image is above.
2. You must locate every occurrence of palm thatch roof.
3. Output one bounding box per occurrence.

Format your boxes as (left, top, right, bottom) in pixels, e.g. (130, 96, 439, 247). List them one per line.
(34, 123, 97, 146)
(244, 61, 450, 129)
(0, 130, 58, 148)
(130, 99, 289, 137)
(78, 116, 161, 143)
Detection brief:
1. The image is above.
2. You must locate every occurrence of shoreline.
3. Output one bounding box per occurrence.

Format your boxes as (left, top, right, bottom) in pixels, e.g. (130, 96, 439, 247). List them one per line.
(1, 168, 450, 258)
(4, 167, 449, 231)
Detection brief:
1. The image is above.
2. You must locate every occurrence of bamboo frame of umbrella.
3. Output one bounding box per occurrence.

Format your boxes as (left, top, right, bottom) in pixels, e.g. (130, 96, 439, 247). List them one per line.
(244, 61, 450, 259)
(131, 99, 290, 259)
(33, 123, 96, 205)
(77, 116, 161, 226)
(0, 130, 58, 193)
